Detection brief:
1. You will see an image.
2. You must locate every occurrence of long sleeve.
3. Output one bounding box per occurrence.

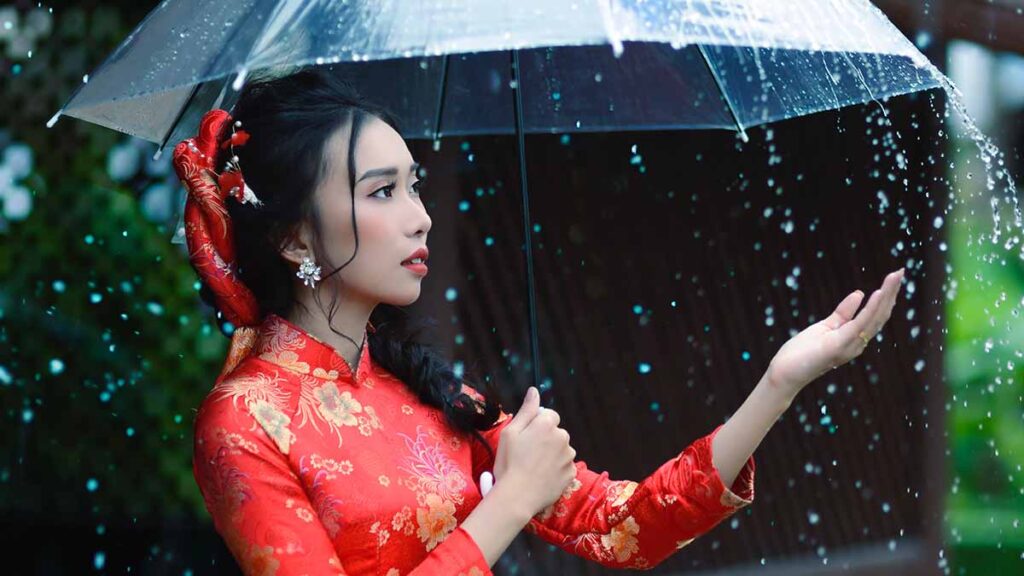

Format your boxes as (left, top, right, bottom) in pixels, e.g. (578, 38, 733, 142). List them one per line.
(465, 385, 755, 570)
(194, 394, 494, 576)
(193, 395, 348, 575)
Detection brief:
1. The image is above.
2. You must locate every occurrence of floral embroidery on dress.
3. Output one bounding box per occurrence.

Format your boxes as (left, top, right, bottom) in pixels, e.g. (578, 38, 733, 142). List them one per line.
(260, 348, 311, 375)
(608, 480, 639, 509)
(257, 320, 311, 375)
(416, 493, 458, 552)
(447, 436, 461, 451)
(306, 453, 354, 480)
(297, 454, 346, 540)
(250, 398, 297, 455)
(537, 476, 583, 521)
(285, 498, 317, 523)
(601, 515, 640, 563)
(313, 383, 363, 427)
(396, 425, 468, 506)
(212, 427, 260, 456)
(212, 371, 291, 414)
(358, 405, 383, 437)
(392, 506, 416, 536)
(370, 520, 391, 547)
(202, 434, 255, 521)
(313, 366, 340, 380)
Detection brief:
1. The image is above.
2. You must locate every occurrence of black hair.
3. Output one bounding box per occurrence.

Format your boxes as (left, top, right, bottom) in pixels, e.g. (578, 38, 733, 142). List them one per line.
(198, 65, 504, 449)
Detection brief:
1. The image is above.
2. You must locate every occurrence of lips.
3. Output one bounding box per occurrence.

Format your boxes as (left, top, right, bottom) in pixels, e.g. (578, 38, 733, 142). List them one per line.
(401, 247, 429, 265)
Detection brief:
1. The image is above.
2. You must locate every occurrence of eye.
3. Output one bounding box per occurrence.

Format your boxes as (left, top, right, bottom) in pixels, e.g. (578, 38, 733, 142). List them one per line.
(412, 179, 426, 195)
(370, 183, 395, 198)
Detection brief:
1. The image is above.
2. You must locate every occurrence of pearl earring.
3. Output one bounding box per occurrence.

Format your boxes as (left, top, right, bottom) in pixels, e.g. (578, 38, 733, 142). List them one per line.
(297, 256, 321, 288)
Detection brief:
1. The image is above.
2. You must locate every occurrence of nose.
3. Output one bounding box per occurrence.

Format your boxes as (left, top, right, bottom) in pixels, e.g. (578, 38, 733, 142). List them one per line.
(408, 194, 431, 238)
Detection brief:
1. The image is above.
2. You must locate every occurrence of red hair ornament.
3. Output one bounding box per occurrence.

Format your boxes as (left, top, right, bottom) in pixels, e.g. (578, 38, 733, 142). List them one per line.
(172, 109, 263, 382)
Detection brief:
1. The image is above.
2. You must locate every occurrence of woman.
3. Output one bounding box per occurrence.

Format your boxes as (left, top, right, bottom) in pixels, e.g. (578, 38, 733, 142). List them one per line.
(181, 66, 904, 576)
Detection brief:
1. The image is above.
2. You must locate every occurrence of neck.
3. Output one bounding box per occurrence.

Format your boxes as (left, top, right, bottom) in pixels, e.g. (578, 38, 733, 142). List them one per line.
(286, 289, 375, 373)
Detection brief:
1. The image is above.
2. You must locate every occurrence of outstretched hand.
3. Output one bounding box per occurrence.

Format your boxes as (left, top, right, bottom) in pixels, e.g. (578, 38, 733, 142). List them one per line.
(765, 268, 905, 398)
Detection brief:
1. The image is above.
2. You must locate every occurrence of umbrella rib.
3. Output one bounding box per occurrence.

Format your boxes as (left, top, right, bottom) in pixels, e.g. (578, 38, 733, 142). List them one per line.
(696, 44, 749, 142)
(155, 82, 203, 159)
(431, 55, 451, 144)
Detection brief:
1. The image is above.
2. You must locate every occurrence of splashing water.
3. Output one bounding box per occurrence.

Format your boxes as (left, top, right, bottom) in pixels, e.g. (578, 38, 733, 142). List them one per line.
(921, 62, 1021, 250)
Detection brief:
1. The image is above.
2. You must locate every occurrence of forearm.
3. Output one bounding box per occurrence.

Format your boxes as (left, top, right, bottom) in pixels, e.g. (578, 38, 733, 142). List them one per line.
(711, 370, 795, 488)
(460, 483, 534, 567)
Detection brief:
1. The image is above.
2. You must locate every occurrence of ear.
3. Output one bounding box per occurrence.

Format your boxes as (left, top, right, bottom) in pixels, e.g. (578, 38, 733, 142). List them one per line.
(280, 221, 314, 267)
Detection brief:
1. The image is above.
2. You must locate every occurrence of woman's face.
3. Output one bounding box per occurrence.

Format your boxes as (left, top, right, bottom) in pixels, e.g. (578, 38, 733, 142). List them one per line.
(297, 115, 432, 307)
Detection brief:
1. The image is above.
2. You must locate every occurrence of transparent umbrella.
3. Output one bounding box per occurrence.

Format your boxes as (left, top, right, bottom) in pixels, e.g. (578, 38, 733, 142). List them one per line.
(51, 0, 944, 391)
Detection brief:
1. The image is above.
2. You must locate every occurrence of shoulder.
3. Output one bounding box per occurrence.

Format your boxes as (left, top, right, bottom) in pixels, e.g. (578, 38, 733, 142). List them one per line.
(194, 356, 300, 454)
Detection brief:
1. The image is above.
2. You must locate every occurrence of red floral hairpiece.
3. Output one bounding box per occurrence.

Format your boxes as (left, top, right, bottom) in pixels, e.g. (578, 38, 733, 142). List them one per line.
(216, 120, 261, 207)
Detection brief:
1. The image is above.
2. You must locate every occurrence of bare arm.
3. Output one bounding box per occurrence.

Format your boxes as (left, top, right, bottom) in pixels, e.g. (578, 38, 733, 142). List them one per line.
(713, 268, 904, 488)
(460, 479, 533, 567)
(712, 372, 793, 488)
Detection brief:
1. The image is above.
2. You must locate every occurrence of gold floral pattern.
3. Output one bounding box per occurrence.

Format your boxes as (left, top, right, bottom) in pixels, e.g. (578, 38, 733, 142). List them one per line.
(537, 476, 583, 521)
(392, 506, 416, 536)
(416, 493, 458, 552)
(314, 383, 362, 427)
(194, 313, 755, 575)
(358, 405, 383, 436)
(601, 516, 640, 563)
(306, 453, 354, 480)
(249, 398, 296, 455)
(370, 521, 391, 547)
(212, 371, 291, 414)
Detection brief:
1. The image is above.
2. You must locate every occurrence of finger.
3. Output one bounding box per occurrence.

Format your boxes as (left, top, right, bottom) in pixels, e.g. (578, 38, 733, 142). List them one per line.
(507, 387, 541, 432)
(837, 269, 903, 343)
(823, 290, 865, 330)
(863, 269, 904, 335)
(539, 407, 561, 428)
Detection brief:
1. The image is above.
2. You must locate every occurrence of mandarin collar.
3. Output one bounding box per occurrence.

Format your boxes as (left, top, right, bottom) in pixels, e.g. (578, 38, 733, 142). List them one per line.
(250, 313, 373, 385)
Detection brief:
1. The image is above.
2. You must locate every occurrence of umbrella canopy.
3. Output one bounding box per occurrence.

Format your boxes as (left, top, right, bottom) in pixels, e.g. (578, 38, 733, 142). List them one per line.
(52, 0, 945, 394)
(54, 0, 940, 145)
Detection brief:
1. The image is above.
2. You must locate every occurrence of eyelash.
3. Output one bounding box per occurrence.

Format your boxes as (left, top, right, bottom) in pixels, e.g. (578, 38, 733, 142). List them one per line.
(371, 180, 425, 199)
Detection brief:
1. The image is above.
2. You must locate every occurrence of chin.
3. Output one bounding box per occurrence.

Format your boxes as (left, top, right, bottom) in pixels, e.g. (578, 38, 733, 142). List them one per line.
(387, 286, 422, 307)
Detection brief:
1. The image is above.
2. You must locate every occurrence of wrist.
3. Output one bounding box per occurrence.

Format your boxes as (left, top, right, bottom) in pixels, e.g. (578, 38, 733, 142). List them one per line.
(485, 478, 536, 525)
(761, 367, 798, 408)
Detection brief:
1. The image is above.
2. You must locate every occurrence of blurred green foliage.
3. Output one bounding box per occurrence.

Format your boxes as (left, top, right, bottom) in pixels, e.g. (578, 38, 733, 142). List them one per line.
(0, 4, 227, 522)
(946, 142, 1024, 571)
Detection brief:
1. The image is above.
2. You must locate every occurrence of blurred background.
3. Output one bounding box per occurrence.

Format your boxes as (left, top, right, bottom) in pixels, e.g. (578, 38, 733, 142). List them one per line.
(1, 1, 1022, 574)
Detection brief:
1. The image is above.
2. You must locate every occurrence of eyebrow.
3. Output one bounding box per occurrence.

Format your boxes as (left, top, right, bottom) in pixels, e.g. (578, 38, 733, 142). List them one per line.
(356, 162, 421, 184)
